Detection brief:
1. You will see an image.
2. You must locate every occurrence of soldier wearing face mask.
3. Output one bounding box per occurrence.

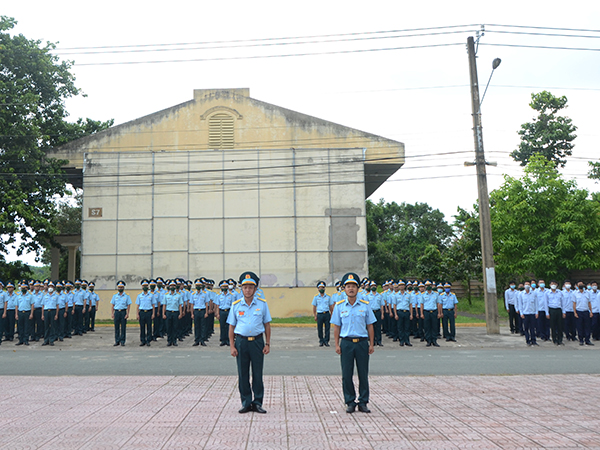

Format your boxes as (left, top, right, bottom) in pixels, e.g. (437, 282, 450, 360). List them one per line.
(562, 281, 576, 341)
(505, 281, 520, 334)
(573, 282, 594, 346)
(111, 280, 132, 347)
(312, 281, 333, 347)
(547, 281, 564, 345)
(215, 280, 234, 346)
(517, 281, 538, 347)
(535, 280, 550, 341)
(589, 281, 600, 341)
(41, 281, 59, 346)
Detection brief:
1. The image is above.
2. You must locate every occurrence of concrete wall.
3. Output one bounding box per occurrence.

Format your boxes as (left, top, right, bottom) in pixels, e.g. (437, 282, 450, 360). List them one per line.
(94, 287, 331, 320)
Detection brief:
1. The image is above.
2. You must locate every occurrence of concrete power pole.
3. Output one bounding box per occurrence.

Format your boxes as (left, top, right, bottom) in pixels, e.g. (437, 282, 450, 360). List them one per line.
(467, 36, 500, 334)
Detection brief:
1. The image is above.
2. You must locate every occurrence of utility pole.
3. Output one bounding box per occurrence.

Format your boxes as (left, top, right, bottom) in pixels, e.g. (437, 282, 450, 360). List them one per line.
(467, 36, 500, 334)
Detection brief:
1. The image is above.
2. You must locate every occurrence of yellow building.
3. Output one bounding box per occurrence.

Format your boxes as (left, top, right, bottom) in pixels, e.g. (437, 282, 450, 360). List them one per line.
(51, 88, 404, 318)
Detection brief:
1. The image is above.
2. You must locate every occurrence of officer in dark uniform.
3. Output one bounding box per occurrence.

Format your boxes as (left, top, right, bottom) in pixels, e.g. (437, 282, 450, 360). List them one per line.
(312, 281, 333, 347)
(331, 272, 376, 413)
(136, 279, 156, 347)
(110, 281, 132, 346)
(228, 271, 272, 414)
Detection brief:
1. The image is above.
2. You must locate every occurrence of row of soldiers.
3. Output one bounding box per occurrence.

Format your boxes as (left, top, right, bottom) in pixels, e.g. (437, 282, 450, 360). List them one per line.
(109, 277, 261, 347)
(505, 279, 600, 346)
(0, 279, 99, 346)
(313, 278, 458, 348)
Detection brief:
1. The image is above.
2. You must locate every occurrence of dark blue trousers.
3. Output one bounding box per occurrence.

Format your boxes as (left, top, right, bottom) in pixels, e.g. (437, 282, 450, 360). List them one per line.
(575, 311, 592, 343)
(340, 338, 370, 406)
(317, 311, 331, 344)
(113, 309, 127, 344)
(235, 334, 265, 408)
(523, 314, 536, 344)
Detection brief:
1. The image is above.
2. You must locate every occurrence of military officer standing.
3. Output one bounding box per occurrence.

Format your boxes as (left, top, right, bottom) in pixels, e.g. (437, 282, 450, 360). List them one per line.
(312, 281, 333, 347)
(216, 280, 234, 346)
(191, 279, 209, 346)
(3, 281, 17, 341)
(163, 280, 183, 346)
(41, 281, 59, 346)
(15, 281, 34, 346)
(111, 281, 131, 346)
(420, 280, 442, 347)
(440, 282, 458, 342)
(228, 271, 272, 414)
(30, 281, 44, 341)
(87, 282, 99, 331)
(136, 279, 156, 347)
(331, 272, 376, 413)
(393, 279, 413, 347)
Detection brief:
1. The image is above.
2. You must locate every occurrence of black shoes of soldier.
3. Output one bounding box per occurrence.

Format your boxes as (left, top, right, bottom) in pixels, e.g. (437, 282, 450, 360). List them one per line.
(346, 403, 357, 413)
(239, 405, 252, 414)
(357, 404, 371, 413)
(252, 404, 267, 414)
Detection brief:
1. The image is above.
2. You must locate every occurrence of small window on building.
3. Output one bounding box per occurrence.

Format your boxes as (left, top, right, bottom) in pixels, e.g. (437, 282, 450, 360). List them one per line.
(208, 113, 234, 149)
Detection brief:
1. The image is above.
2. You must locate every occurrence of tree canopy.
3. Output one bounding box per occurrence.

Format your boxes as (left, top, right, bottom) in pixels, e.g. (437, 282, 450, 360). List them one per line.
(490, 154, 600, 281)
(0, 16, 112, 263)
(510, 91, 577, 168)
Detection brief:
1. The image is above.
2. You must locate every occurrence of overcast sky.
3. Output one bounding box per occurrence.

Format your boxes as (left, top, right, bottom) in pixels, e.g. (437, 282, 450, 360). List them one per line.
(4, 0, 600, 265)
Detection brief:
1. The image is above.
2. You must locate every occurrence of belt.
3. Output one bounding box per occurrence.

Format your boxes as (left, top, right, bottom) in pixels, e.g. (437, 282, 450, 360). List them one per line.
(399, 309, 409, 312)
(317, 311, 330, 314)
(443, 308, 454, 311)
(372, 309, 380, 312)
(35, 307, 42, 310)
(342, 337, 367, 343)
(115, 309, 126, 312)
(236, 334, 262, 341)
(140, 309, 152, 312)
(425, 310, 436, 313)
(220, 309, 230, 312)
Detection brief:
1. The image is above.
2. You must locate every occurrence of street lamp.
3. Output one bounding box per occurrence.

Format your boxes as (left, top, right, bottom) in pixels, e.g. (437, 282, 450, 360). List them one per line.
(480, 58, 502, 107)
(466, 37, 501, 335)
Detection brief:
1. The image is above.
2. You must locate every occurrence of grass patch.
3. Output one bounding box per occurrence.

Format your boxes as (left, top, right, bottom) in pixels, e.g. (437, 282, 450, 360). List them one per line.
(271, 316, 314, 324)
(457, 296, 509, 319)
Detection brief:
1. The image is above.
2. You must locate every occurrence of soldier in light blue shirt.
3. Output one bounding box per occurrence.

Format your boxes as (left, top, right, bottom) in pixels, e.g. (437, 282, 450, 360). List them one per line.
(331, 272, 376, 414)
(573, 282, 593, 346)
(55, 281, 68, 341)
(392, 280, 413, 347)
(152, 278, 165, 340)
(420, 280, 442, 347)
(30, 281, 44, 342)
(3, 281, 18, 341)
(312, 281, 333, 347)
(191, 278, 209, 346)
(111, 280, 132, 346)
(504, 281, 520, 334)
(163, 280, 183, 346)
(535, 280, 550, 341)
(562, 281, 576, 341)
(87, 282, 99, 332)
(15, 282, 34, 346)
(440, 282, 458, 342)
(215, 280, 235, 347)
(136, 279, 157, 347)
(228, 271, 272, 414)
(72, 280, 86, 336)
(547, 281, 564, 345)
(41, 281, 59, 346)
(366, 281, 384, 347)
(517, 282, 538, 346)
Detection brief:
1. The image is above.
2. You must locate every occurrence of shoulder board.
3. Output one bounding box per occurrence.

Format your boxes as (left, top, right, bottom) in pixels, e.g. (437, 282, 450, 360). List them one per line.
(232, 299, 242, 305)
(335, 299, 345, 305)
(257, 297, 266, 302)
(360, 299, 369, 304)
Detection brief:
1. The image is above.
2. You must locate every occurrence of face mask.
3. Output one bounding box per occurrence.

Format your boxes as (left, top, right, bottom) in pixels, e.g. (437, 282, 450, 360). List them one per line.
(371, 288, 376, 292)
(21, 288, 27, 294)
(143, 287, 148, 292)
(437, 288, 443, 293)
(539, 283, 545, 288)
(593, 286, 598, 291)
(319, 289, 325, 294)
(90, 288, 94, 292)
(170, 287, 176, 292)
(525, 286, 530, 291)
(221, 288, 228, 293)
(531, 283, 536, 288)
(229, 285, 234, 290)
(510, 285, 515, 289)
(48, 287, 54, 293)
(587, 285, 592, 290)
(579, 285, 585, 290)
(565, 284, 571, 289)
(426, 286, 432, 291)
(550, 285, 557, 290)
(118, 288, 124, 293)
(445, 288, 451, 293)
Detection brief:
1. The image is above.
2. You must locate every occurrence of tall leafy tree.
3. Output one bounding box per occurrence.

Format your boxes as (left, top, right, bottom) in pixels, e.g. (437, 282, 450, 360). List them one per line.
(490, 154, 600, 281)
(0, 16, 112, 259)
(510, 91, 577, 168)
(366, 199, 453, 282)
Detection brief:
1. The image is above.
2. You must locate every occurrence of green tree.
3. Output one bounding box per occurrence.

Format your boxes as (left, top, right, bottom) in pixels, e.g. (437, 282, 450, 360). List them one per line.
(0, 16, 112, 258)
(490, 154, 600, 281)
(366, 199, 453, 282)
(510, 91, 577, 168)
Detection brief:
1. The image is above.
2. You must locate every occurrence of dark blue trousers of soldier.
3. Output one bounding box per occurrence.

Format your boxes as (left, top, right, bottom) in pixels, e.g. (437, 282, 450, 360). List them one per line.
(576, 313, 592, 345)
(31, 307, 43, 341)
(564, 312, 576, 341)
(114, 309, 127, 345)
(139, 310, 152, 345)
(372, 310, 382, 346)
(17, 311, 30, 345)
(396, 309, 411, 346)
(43, 309, 57, 345)
(4, 310, 16, 340)
(73, 305, 84, 335)
(340, 338, 370, 406)
(166, 311, 179, 346)
(219, 309, 230, 345)
(317, 311, 331, 345)
(57, 308, 66, 340)
(193, 309, 206, 345)
(423, 310, 438, 345)
(442, 308, 456, 341)
(235, 334, 265, 409)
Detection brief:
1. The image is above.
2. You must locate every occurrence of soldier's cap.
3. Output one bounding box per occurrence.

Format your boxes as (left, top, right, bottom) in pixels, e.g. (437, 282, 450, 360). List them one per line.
(149, 279, 157, 285)
(391, 279, 398, 285)
(156, 277, 164, 283)
(194, 278, 203, 285)
(341, 272, 360, 286)
(219, 280, 229, 288)
(29, 279, 34, 284)
(141, 279, 149, 286)
(228, 278, 236, 285)
(444, 282, 452, 288)
(6, 281, 15, 288)
(81, 280, 88, 286)
(406, 280, 413, 285)
(424, 280, 432, 286)
(74, 279, 81, 285)
(437, 282, 443, 288)
(117, 280, 126, 288)
(239, 271, 259, 286)
(200, 277, 208, 284)
(0, 280, 4, 286)
(418, 281, 425, 287)
(317, 281, 326, 288)
(207, 279, 214, 285)
(370, 281, 377, 287)
(43, 279, 49, 285)
(334, 281, 341, 287)
(34, 280, 40, 286)
(47, 281, 54, 287)
(398, 279, 406, 285)
(88, 282, 95, 288)
(186, 280, 193, 286)
(169, 280, 177, 287)
(56, 281, 63, 288)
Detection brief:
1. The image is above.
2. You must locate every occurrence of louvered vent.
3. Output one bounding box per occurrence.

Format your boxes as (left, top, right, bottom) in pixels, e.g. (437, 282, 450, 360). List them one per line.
(208, 113, 234, 149)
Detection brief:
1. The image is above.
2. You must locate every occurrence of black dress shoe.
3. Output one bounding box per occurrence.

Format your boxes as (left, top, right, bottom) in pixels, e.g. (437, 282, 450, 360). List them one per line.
(239, 405, 252, 414)
(193, 342, 199, 346)
(147, 342, 151, 347)
(121, 342, 125, 346)
(586, 341, 595, 346)
(49, 342, 54, 346)
(140, 343, 146, 347)
(42, 342, 48, 346)
(319, 342, 324, 347)
(15, 342, 23, 346)
(357, 404, 371, 413)
(426, 343, 432, 347)
(432, 342, 440, 347)
(24, 342, 29, 346)
(399, 343, 404, 347)
(200, 342, 207, 346)
(173, 342, 178, 346)
(405, 342, 412, 347)
(220, 342, 227, 346)
(252, 404, 267, 414)
(167, 342, 172, 347)
(324, 342, 330, 347)
(346, 403, 357, 413)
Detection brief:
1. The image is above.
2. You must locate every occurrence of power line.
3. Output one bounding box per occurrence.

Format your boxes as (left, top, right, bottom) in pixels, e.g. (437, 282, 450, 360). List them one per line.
(480, 42, 600, 52)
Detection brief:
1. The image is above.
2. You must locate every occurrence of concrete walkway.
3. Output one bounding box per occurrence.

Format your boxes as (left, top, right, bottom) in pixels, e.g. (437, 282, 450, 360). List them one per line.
(2, 374, 600, 449)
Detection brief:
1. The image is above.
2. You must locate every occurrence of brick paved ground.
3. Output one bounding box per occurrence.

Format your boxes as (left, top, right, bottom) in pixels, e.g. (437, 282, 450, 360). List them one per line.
(1, 374, 600, 449)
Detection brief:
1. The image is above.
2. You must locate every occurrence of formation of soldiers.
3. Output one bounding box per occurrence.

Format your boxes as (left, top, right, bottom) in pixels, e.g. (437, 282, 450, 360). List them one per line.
(108, 277, 259, 347)
(504, 279, 600, 346)
(0, 278, 99, 346)
(312, 277, 459, 349)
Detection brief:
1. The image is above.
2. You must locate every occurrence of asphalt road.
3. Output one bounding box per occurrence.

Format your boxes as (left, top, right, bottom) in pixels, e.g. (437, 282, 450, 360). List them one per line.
(1, 326, 599, 376)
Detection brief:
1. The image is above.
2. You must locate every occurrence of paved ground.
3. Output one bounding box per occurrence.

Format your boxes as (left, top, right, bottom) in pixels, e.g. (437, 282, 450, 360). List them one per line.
(2, 374, 600, 449)
(3, 326, 600, 449)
